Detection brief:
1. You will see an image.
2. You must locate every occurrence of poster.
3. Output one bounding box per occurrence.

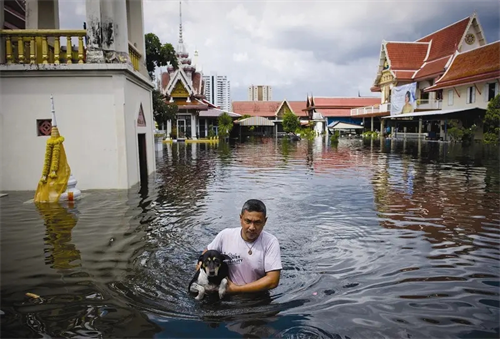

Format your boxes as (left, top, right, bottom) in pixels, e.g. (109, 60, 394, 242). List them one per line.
(390, 83, 417, 116)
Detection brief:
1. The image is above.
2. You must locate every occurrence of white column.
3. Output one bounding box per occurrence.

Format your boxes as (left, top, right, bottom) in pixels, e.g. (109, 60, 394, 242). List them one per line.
(191, 114, 197, 140)
(26, 0, 59, 29)
(0, 0, 5, 64)
(166, 120, 172, 138)
(111, 0, 130, 62)
(85, 0, 104, 62)
(371, 117, 374, 131)
(100, 0, 115, 51)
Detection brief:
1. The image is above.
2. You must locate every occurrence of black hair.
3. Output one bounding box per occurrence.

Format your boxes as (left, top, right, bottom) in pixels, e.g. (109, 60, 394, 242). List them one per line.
(241, 199, 267, 217)
(405, 91, 411, 99)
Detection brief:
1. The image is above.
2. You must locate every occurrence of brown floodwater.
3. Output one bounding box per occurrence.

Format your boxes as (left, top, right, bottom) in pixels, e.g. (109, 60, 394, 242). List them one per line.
(1, 137, 499, 338)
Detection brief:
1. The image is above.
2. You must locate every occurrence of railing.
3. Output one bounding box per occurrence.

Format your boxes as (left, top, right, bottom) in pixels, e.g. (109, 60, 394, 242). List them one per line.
(416, 98, 442, 110)
(1, 29, 86, 64)
(351, 103, 391, 116)
(128, 42, 142, 71)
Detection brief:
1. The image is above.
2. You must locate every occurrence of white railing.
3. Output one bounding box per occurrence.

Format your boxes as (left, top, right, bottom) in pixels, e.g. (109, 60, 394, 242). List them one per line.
(351, 103, 391, 116)
(417, 99, 442, 110)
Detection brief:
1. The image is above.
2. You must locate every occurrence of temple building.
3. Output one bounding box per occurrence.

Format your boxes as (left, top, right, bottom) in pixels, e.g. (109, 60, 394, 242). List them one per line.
(160, 2, 237, 140)
(0, 0, 156, 191)
(354, 12, 495, 139)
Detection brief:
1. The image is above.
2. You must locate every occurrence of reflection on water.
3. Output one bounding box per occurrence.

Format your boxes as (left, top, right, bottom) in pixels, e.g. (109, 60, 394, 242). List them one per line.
(1, 137, 499, 338)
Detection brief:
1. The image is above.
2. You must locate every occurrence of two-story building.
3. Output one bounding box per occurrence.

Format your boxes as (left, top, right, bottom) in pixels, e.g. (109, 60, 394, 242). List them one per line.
(357, 12, 491, 138)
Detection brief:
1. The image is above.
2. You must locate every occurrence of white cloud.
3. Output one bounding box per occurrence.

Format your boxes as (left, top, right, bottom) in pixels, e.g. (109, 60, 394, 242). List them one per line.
(59, 0, 500, 101)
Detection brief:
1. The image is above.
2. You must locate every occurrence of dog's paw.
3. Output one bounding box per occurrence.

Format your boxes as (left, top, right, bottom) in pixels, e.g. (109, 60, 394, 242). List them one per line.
(218, 290, 226, 299)
(195, 294, 203, 301)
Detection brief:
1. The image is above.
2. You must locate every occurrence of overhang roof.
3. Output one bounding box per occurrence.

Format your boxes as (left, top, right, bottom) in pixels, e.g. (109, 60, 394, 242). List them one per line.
(382, 107, 486, 119)
(234, 116, 275, 126)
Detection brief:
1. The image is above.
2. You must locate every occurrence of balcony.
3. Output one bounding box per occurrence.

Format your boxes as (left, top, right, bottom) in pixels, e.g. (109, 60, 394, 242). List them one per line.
(0, 29, 143, 72)
(351, 103, 391, 116)
(416, 98, 442, 110)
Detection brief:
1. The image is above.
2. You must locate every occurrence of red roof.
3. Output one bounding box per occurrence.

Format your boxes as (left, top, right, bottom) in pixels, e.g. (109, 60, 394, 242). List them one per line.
(315, 108, 353, 117)
(426, 41, 500, 91)
(413, 56, 451, 80)
(417, 17, 470, 62)
(310, 97, 380, 107)
(231, 101, 306, 117)
(393, 70, 417, 81)
(385, 42, 429, 70)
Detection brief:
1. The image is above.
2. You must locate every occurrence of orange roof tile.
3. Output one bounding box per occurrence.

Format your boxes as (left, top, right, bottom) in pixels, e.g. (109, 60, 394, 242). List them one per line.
(393, 70, 416, 81)
(413, 56, 451, 80)
(310, 97, 380, 107)
(232, 101, 307, 117)
(427, 41, 500, 91)
(416, 17, 469, 62)
(315, 108, 353, 117)
(385, 42, 429, 71)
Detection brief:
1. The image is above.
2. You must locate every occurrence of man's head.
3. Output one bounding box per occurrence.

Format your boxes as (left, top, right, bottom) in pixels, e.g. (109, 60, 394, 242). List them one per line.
(240, 199, 268, 242)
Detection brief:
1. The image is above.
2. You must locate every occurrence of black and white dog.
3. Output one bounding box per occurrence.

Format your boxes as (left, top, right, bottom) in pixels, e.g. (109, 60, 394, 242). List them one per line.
(188, 250, 230, 300)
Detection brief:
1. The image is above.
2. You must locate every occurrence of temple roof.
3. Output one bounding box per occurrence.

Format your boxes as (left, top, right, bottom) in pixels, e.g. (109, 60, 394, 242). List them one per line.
(373, 13, 482, 88)
(425, 41, 500, 91)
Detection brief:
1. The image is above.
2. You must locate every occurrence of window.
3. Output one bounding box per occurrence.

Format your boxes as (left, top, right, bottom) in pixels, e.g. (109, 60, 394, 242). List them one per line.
(37, 119, 52, 136)
(448, 90, 454, 106)
(466, 86, 475, 104)
(487, 82, 497, 101)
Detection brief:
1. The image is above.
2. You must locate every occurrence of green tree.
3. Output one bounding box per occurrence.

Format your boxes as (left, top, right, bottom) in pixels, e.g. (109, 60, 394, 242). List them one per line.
(483, 94, 500, 145)
(145, 32, 178, 79)
(153, 90, 178, 130)
(145, 33, 179, 130)
(218, 112, 233, 139)
(282, 109, 300, 134)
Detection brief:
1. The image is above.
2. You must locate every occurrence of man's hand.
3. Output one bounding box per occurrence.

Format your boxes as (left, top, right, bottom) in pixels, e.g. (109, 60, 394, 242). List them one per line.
(225, 270, 280, 295)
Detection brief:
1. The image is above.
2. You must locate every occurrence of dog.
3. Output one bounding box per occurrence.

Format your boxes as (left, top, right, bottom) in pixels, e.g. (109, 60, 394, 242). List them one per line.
(188, 250, 230, 301)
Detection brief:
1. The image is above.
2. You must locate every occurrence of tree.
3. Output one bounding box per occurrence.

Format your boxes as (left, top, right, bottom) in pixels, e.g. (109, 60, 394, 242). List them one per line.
(282, 109, 300, 134)
(153, 90, 178, 130)
(145, 32, 178, 79)
(483, 94, 500, 145)
(145, 33, 179, 130)
(218, 112, 233, 139)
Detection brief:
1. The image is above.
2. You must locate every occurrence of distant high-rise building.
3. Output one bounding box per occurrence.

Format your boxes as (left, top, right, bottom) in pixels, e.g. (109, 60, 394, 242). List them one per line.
(248, 85, 272, 101)
(203, 73, 231, 112)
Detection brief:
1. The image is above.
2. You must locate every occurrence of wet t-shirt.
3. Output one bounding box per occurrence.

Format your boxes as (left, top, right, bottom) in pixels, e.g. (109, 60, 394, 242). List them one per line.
(206, 227, 282, 285)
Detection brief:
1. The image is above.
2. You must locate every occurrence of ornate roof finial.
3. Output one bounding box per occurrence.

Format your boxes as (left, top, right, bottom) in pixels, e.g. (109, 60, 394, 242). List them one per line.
(179, 1, 183, 44)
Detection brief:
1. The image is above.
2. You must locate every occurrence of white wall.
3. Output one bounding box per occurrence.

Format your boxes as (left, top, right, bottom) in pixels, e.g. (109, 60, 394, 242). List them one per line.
(0, 66, 155, 191)
(444, 80, 498, 110)
(124, 77, 156, 186)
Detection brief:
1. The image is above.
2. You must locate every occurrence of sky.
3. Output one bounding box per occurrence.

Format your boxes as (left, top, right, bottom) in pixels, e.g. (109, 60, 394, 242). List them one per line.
(59, 0, 500, 102)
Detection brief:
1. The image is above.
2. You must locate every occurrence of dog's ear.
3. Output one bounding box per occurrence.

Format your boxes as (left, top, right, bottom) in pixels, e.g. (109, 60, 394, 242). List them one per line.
(198, 254, 204, 262)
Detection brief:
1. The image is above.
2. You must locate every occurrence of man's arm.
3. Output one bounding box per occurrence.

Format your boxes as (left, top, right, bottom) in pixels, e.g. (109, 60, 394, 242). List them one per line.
(227, 270, 281, 294)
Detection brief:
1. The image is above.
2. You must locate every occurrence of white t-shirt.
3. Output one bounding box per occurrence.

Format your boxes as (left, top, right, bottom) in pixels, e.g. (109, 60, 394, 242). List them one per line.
(206, 227, 282, 285)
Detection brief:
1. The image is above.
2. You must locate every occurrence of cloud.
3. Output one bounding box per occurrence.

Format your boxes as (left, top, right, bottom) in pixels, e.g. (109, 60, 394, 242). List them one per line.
(59, 0, 500, 101)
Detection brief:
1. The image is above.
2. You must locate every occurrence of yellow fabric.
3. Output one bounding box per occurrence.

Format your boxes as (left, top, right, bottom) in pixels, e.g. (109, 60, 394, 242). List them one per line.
(34, 130, 71, 203)
(35, 202, 81, 269)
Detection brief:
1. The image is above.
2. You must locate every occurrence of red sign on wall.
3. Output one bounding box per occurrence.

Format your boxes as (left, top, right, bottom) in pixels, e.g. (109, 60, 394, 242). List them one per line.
(137, 103, 146, 127)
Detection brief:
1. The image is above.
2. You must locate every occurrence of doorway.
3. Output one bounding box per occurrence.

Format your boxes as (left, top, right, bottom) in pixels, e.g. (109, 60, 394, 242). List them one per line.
(137, 133, 148, 182)
(177, 119, 186, 138)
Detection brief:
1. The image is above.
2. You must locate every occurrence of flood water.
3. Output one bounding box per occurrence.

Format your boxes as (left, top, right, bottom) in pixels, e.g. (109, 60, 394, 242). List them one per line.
(1, 137, 499, 339)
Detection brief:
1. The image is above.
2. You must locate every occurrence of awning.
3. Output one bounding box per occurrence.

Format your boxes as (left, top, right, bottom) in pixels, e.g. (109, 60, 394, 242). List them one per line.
(382, 107, 486, 119)
(235, 116, 275, 126)
(328, 121, 364, 129)
(199, 108, 241, 118)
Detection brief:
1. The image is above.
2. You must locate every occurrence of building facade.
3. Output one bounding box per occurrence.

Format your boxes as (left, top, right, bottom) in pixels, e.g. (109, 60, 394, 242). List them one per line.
(203, 73, 231, 112)
(248, 85, 272, 101)
(0, 0, 156, 191)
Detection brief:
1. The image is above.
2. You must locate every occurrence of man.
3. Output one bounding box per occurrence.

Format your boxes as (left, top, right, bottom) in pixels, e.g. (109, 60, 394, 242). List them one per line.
(197, 199, 282, 295)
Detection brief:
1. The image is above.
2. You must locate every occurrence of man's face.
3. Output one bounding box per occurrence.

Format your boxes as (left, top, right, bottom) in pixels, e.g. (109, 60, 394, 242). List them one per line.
(240, 210, 267, 241)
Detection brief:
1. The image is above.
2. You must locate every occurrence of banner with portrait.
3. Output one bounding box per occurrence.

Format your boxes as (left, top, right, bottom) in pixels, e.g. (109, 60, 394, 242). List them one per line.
(390, 83, 417, 116)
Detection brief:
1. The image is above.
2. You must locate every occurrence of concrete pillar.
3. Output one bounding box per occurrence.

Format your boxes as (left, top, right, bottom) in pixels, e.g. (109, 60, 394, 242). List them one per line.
(166, 120, 172, 138)
(26, 0, 60, 29)
(85, 0, 104, 62)
(113, 0, 129, 55)
(191, 114, 197, 140)
(418, 118, 422, 138)
(0, 0, 5, 64)
(380, 118, 385, 137)
(371, 117, 374, 131)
